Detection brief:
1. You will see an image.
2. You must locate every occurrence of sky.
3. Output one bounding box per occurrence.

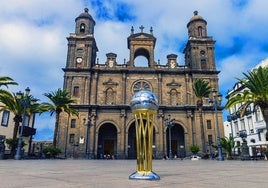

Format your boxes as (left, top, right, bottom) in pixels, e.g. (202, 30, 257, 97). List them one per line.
(1, 0, 268, 141)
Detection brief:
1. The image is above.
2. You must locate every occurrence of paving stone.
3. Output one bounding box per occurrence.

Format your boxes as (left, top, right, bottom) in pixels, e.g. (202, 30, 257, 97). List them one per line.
(0, 159, 267, 188)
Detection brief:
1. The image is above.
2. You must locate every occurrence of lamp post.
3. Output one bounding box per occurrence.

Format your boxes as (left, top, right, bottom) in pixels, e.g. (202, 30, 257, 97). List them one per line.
(207, 141, 213, 159)
(14, 87, 31, 160)
(239, 130, 250, 160)
(210, 89, 224, 161)
(164, 114, 175, 159)
(84, 115, 92, 159)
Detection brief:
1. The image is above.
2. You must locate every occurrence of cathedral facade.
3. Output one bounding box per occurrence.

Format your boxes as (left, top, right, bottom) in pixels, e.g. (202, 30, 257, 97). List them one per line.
(57, 9, 224, 159)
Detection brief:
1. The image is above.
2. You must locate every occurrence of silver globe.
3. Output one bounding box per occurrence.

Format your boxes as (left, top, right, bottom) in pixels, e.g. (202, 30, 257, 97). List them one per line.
(130, 90, 159, 111)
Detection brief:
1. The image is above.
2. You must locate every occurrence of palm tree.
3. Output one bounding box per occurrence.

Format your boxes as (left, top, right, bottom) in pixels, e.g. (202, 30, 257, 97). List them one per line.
(0, 75, 18, 140)
(193, 79, 212, 153)
(0, 76, 18, 97)
(220, 136, 235, 159)
(0, 91, 39, 155)
(0, 76, 18, 88)
(225, 66, 268, 141)
(0, 91, 23, 140)
(40, 88, 78, 147)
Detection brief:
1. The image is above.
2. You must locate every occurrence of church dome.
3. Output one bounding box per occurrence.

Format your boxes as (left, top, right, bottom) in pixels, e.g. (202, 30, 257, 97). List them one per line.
(75, 8, 94, 21)
(190, 11, 204, 21)
(187, 11, 207, 27)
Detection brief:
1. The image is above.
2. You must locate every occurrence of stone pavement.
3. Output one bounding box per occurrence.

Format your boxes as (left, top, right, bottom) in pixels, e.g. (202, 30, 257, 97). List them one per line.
(0, 159, 268, 188)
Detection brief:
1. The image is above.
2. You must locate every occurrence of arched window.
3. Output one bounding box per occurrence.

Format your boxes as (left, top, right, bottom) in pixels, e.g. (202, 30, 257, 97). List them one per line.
(73, 86, 79, 97)
(134, 56, 148, 67)
(198, 26, 202, 37)
(201, 59, 207, 69)
(105, 88, 115, 104)
(132, 80, 151, 93)
(80, 23, 86, 33)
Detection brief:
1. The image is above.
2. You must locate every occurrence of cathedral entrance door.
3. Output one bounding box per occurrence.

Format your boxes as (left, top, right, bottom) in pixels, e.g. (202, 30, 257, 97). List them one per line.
(104, 140, 114, 159)
(97, 123, 117, 159)
(171, 140, 178, 157)
(166, 124, 185, 158)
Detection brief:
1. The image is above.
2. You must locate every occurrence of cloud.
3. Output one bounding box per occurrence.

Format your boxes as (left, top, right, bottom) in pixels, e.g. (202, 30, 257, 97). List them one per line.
(91, 0, 136, 22)
(1, 0, 268, 140)
(218, 55, 249, 89)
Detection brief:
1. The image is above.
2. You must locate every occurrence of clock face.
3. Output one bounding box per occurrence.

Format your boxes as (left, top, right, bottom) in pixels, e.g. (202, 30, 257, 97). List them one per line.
(76, 57, 83, 63)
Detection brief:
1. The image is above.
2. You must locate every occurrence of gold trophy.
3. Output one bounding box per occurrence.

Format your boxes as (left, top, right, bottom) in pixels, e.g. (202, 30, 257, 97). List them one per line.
(129, 90, 160, 180)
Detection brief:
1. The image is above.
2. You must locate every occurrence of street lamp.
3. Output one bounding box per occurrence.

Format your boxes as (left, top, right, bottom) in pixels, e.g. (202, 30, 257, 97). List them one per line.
(14, 87, 31, 160)
(209, 89, 224, 161)
(164, 114, 175, 159)
(207, 141, 213, 159)
(84, 115, 93, 159)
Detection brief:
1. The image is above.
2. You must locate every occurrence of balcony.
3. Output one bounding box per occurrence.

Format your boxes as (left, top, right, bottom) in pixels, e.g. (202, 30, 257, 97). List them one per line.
(227, 114, 238, 121)
(254, 120, 266, 130)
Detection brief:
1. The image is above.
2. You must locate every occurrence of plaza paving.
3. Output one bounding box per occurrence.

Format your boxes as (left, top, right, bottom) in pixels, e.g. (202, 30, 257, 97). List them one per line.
(0, 159, 268, 188)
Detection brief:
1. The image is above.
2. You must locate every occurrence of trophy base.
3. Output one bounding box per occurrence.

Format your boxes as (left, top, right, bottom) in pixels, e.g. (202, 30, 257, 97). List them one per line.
(129, 171, 160, 180)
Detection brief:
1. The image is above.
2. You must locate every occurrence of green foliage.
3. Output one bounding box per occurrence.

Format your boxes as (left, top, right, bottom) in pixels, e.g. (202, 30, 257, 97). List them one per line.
(225, 66, 268, 115)
(42, 146, 62, 158)
(0, 75, 18, 88)
(40, 88, 78, 147)
(0, 90, 40, 140)
(193, 79, 212, 105)
(0, 91, 23, 116)
(220, 136, 235, 159)
(40, 88, 78, 116)
(192, 78, 212, 153)
(225, 66, 268, 140)
(5, 138, 26, 149)
(190, 145, 200, 154)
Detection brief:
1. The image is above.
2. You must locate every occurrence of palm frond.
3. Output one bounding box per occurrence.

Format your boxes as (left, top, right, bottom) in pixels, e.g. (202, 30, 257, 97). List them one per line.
(0, 76, 18, 88)
(226, 66, 268, 116)
(42, 88, 77, 117)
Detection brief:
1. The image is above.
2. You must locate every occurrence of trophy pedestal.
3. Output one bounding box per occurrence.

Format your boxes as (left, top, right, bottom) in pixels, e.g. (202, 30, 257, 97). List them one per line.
(129, 171, 160, 180)
(129, 91, 160, 181)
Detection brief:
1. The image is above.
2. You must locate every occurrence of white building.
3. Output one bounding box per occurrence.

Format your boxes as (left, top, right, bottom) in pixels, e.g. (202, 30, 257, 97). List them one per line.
(224, 59, 268, 158)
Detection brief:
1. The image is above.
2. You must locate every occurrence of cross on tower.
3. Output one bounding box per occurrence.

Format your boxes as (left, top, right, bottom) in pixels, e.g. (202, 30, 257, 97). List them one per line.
(139, 25, 145, 33)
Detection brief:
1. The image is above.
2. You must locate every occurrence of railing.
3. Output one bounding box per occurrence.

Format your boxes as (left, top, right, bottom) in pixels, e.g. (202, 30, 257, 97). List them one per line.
(254, 120, 266, 129)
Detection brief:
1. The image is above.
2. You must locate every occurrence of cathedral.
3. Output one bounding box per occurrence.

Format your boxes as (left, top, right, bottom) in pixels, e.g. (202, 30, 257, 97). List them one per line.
(57, 8, 224, 159)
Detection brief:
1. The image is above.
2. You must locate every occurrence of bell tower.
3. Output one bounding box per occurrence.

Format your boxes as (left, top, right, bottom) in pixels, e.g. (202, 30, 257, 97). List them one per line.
(63, 8, 98, 104)
(127, 26, 157, 67)
(184, 11, 216, 71)
(65, 8, 98, 70)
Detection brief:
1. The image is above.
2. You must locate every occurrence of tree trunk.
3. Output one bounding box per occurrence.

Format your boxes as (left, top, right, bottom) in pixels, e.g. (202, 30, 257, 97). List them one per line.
(11, 121, 20, 157)
(53, 113, 60, 147)
(199, 107, 206, 153)
(12, 121, 20, 140)
(12, 115, 22, 140)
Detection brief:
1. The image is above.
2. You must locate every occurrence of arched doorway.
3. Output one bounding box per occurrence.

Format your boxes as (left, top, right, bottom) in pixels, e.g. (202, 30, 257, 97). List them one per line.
(128, 122, 156, 159)
(128, 123, 136, 159)
(166, 124, 185, 158)
(97, 123, 117, 159)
